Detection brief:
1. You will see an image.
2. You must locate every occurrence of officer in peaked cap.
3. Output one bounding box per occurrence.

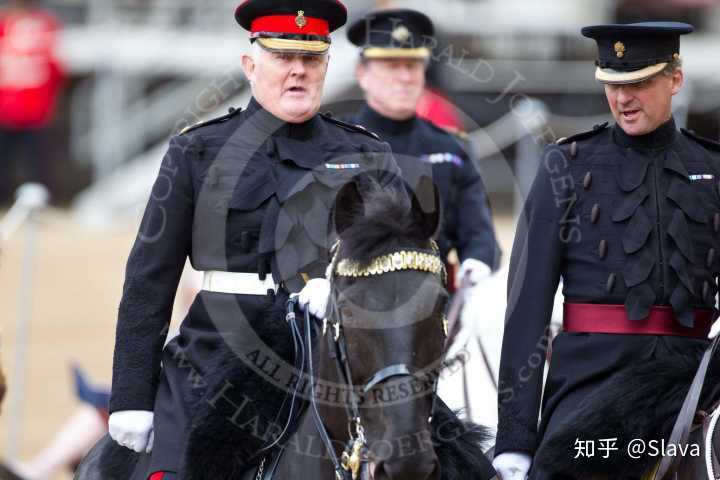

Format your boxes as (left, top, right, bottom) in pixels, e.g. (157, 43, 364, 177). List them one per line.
(494, 22, 720, 479)
(346, 9, 502, 296)
(103, 1, 408, 478)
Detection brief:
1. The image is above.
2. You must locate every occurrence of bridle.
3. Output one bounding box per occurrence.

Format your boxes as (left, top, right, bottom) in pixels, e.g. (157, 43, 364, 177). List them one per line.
(293, 239, 448, 480)
(264, 240, 447, 479)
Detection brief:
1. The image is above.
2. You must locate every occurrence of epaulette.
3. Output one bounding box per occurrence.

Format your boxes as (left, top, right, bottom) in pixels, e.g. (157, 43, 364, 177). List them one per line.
(179, 107, 241, 135)
(319, 112, 380, 140)
(681, 128, 720, 152)
(556, 122, 609, 145)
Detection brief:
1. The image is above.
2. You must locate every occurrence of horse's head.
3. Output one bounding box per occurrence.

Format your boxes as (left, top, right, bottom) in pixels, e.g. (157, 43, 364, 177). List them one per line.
(327, 176, 447, 480)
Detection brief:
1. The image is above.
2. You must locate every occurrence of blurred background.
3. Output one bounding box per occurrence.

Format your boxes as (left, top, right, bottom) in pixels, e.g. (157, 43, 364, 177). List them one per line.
(1, 0, 719, 478)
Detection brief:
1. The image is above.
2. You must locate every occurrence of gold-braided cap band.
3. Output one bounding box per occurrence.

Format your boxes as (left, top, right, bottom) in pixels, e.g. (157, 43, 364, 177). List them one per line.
(257, 37, 330, 54)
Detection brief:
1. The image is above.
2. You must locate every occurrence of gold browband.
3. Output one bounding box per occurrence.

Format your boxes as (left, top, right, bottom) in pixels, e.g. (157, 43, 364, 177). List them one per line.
(326, 240, 448, 336)
(334, 250, 445, 280)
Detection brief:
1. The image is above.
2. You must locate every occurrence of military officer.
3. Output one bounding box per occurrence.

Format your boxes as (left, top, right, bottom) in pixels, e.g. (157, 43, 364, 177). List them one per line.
(105, 1, 403, 478)
(493, 22, 720, 479)
(346, 8, 501, 287)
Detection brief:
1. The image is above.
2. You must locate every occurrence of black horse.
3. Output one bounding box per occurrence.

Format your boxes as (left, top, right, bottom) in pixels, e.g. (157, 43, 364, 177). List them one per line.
(534, 338, 720, 479)
(75, 177, 496, 480)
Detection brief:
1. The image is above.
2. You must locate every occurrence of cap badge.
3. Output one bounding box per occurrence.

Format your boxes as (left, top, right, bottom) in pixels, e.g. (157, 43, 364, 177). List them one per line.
(295, 10, 307, 29)
(614, 41, 626, 58)
(391, 25, 411, 43)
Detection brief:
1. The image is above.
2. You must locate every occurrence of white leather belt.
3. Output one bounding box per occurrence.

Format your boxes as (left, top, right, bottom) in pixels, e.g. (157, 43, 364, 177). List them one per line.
(201, 271, 278, 295)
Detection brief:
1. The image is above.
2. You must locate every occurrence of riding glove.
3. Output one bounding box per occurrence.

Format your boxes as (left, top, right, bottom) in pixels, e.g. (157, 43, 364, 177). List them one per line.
(108, 410, 154, 453)
(297, 278, 331, 319)
(492, 452, 532, 480)
(456, 258, 492, 286)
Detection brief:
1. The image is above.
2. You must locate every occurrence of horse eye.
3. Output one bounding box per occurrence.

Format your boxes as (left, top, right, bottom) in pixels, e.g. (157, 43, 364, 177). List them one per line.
(340, 307, 353, 318)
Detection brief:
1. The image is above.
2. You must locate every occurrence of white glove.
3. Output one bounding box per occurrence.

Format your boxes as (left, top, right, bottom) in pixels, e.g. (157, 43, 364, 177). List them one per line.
(297, 278, 331, 319)
(709, 320, 720, 339)
(108, 410, 155, 453)
(492, 452, 532, 480)
(456, 258, 491, 286)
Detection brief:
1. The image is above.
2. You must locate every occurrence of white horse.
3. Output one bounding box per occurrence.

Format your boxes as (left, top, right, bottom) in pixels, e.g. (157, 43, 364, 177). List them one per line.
(439, 267, 564, 429)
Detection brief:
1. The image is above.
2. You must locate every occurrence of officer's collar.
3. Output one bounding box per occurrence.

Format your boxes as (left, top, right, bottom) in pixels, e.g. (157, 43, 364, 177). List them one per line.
(244, 97, 320, 139)
(357, 103, 417, 134)
(612, 116, 678, 150)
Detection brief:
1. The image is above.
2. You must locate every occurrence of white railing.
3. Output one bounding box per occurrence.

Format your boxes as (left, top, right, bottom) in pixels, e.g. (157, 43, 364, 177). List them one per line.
(1, 184, 50, 460)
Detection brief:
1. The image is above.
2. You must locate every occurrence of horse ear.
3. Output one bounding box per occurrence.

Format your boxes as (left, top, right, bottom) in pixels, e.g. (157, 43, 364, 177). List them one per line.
(334, 180, 365, 236)
(410, 175, 441, 240)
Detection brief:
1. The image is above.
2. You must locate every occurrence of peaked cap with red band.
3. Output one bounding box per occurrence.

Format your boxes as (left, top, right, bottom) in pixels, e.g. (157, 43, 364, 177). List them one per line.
(235, 0, 347, 54)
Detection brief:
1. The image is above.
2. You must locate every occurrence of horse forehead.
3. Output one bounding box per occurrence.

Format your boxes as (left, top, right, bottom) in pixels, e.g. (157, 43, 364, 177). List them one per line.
(335, 266, 443, 292)
(336, 273, 443, 315)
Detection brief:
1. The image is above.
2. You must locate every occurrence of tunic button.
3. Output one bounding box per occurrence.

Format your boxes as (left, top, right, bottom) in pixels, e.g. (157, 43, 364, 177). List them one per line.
(583, 172, 592, 189)
(570, 141, 578, 158)
(606, 273, 616, 293)
(714, 213, 720, 232)
(598, 240, 608, 259)
(707, 248, 716, 268)
(591, 204, 600, 224)
(703, 281, 710, 301)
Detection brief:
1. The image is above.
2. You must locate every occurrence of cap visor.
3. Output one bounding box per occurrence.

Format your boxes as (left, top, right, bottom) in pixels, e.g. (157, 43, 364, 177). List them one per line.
(362, 47, 430, 60)
(595, 62, 667, 85)
(257, 37, 329, 55)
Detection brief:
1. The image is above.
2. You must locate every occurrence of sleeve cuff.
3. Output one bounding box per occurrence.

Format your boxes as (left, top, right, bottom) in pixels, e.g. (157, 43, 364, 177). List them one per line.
(495, 414, 538, 456)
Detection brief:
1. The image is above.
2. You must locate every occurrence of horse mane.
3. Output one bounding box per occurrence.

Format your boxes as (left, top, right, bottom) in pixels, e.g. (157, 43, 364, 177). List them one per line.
(432, 400, 498, 479)
(337, 179, 434, 263)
